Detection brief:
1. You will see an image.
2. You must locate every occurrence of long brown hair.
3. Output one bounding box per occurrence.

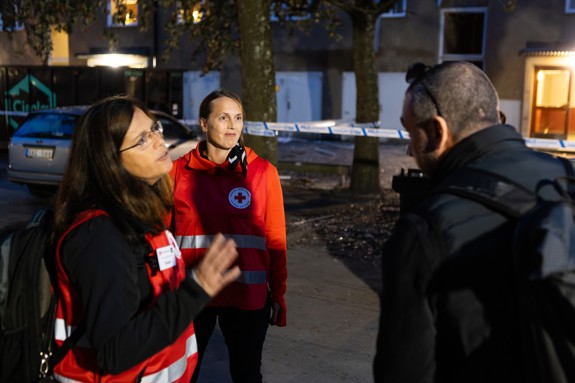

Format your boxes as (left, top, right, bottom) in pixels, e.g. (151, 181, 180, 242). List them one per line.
(53, 95, 173, 240)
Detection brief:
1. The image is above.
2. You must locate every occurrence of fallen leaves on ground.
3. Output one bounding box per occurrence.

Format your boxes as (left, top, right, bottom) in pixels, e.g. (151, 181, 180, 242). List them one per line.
(285, 187, 401, 267)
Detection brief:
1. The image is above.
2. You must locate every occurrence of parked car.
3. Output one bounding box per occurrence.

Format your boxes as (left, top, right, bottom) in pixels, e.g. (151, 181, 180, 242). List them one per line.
(8, 106, 199, 196)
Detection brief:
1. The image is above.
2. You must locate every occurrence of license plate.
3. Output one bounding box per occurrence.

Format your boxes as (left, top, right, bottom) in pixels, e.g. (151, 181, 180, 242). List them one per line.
(26, 147, 54, 159)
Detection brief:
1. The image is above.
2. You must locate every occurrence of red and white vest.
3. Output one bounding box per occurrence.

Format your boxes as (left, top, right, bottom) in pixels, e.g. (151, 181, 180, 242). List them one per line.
(171, 151, 272, 310)
(53, 210, 197, 382)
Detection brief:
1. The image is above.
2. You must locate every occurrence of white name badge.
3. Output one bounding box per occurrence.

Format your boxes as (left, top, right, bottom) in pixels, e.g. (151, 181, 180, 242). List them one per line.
(156, 246, 177, 271)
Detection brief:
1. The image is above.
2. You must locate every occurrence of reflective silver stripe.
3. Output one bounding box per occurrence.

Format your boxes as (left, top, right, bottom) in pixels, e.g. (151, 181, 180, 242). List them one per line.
(53, 331, 197, 383)
(176, 235, 213, 250)
(187, 269, 266, 285)
(52, 373, 83, 382)
(141, 334, 197, 383)
(176, 234, 266, 250)
(231, 234, 266, 250)
(236, 270, 267, 284)
(54, 318, 91, 348)
(54, 318, 70, 341)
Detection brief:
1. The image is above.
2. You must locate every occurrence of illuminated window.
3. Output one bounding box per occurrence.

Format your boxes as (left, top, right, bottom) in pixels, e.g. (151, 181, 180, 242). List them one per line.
(531, 67, 573, 139)
(176, 1, 204, 24)
(567, 0, 575, 13)
(380, 0, 407, 18)
(108, 0, 138, 27)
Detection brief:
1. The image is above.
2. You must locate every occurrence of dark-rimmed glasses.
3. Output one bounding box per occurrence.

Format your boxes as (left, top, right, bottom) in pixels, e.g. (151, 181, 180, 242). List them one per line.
(119, 120, 164, 153)
(405, 62, 443, 117)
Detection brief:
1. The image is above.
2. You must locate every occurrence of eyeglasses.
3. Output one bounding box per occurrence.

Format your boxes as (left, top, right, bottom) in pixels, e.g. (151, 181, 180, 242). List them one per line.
(119, 120, 164, 153)
(405, 62, 443, 117)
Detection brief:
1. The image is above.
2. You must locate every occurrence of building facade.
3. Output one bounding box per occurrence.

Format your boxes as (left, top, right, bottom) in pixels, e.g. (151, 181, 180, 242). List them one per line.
(1, 0, 575, 140)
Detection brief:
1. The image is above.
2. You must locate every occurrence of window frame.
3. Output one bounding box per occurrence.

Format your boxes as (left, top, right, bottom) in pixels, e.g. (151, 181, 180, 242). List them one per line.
(270, 1, 313, 22)
(107, 0, 139, 28)
(439, 7, 487, 65)
(0, 13, 24, 32)
(176, 0, 204, 24)
(530, 65, 574, 139)
(380, 0, 407, 19)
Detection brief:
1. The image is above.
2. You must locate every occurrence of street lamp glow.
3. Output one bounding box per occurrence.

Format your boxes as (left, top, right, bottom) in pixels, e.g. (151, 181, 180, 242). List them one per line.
(86, 54, 147, 68)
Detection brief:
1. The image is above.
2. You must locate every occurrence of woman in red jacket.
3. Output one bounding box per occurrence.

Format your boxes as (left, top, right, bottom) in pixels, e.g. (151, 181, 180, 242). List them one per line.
(170, 89, 287, 383)
(51, 95, 239, 382)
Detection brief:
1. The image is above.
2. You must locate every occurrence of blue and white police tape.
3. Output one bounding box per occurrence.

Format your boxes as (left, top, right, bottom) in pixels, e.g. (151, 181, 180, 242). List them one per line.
(3, 110, 575, 153)
(241, 120, 575, 153)
(180, 119, 409, 138)
(241, 120, 410, 139)
(522, 137, 575, 152)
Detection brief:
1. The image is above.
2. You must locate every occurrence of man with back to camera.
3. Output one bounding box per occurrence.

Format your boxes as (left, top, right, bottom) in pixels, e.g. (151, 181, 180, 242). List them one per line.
(373, 61, 573, 383)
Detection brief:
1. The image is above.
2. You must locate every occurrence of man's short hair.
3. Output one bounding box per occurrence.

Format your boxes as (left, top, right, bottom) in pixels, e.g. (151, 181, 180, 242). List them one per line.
(406, 61, 501, 139)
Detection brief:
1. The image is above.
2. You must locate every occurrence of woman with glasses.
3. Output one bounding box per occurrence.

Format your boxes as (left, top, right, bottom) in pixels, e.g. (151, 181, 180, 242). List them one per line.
(169, 89, 287, 383)
(51, 95, 240, 382)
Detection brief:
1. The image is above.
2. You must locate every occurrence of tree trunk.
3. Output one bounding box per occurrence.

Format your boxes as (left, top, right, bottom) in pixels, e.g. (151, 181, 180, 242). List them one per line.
(349, 10, 380, 194)
(235, 0, 278, 165)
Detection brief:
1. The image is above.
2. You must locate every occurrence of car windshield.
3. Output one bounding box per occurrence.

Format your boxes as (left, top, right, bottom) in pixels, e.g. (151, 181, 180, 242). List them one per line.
(156, 116, 190, 139)
(13, 113, 78, 139)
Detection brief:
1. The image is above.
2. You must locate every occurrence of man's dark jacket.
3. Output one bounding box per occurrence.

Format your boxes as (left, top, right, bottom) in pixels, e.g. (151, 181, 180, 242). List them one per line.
(373, 125, 570, 383)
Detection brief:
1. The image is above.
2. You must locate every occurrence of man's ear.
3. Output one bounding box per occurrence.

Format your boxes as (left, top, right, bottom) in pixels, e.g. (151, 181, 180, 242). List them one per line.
(425, 116, 453, 155)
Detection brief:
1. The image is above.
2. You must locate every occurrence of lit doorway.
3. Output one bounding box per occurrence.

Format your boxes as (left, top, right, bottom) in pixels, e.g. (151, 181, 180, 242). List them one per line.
(530, 66, 573, 139)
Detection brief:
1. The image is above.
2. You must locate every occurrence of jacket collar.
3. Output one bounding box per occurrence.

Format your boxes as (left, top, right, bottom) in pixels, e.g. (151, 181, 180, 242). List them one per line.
(183, 140, 255, 173)
(429, 124, 527, 188)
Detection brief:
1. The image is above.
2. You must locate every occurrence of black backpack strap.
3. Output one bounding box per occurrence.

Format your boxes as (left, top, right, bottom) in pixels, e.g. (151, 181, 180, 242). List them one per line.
(437, 158, 575, 382)
(48, 323, 86, 370)
(560, 156, 575, 176)
(38, 296, 86, 378)
(436, 167, 537, 219)
(558, 156, 575, 196)
(437, 156, 575, 219)
(41, 210, 107, 378)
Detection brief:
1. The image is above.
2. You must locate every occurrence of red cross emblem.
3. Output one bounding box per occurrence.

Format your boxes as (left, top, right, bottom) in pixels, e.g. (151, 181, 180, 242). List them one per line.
(234, 192, 247, 204)
(229, 187, 251, 209)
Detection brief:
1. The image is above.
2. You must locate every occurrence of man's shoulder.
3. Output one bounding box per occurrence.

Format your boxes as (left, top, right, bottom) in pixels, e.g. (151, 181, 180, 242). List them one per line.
(464, 150, 565, 197)
(417, 151, 566, 226)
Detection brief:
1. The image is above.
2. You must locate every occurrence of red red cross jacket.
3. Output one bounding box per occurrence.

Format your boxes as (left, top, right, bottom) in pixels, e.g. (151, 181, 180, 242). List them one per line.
(53, 210, 199, 382)
(169, 143, 288, 326)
